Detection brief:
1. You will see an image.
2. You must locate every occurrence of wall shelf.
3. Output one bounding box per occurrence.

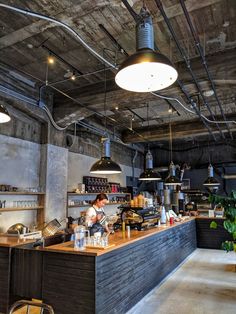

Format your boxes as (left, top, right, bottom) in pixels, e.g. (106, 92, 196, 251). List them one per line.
(0, 192, 45, 195)
(67, 192, 131, 217)
(0, 192, 45, 225)
(0, 206, 44, 212)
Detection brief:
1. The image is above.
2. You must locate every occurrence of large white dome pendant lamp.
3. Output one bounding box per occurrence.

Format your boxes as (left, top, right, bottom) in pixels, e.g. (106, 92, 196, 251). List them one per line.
(115, 5, 178, 93)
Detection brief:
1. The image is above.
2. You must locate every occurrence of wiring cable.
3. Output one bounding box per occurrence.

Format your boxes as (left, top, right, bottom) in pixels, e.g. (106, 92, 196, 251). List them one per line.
(151, 92, 236, 125)
(0, 3, 117, 70)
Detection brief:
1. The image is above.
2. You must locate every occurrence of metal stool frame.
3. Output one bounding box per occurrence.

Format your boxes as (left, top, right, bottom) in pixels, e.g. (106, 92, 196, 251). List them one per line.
(8, 300, 54, 314)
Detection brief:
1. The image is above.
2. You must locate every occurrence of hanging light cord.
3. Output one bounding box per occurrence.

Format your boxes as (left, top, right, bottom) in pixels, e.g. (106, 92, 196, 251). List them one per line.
(151, 92, 236, 125)
(169, 122, 172, 162)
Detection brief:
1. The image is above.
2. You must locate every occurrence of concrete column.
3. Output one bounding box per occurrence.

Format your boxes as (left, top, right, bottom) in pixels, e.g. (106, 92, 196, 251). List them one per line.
(40, 144, 68, 224)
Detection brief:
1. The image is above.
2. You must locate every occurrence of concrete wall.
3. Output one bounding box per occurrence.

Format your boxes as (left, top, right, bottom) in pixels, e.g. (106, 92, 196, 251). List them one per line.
(0, 135, 142, 232)
(0, 134, 40, 232)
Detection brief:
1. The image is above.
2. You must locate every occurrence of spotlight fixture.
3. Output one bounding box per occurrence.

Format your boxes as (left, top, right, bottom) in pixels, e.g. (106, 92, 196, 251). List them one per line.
(90, 137, 121, 174)
(139, 150, 161, 181)
(115, 5, 178, 93)
(47, 55, 54, 64)
(71, 73, 76, 80)
(0, 104, 11, 123)
(203, 164, 220, 187)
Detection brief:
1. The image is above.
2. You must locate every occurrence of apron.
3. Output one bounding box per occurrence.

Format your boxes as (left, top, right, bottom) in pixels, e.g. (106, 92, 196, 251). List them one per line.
(89, 206, 106, 236)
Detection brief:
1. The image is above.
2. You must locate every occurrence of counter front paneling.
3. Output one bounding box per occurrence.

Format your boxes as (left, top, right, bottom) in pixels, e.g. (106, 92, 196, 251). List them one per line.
(41, 219, 196, 314)
(196, 217, 233, 249)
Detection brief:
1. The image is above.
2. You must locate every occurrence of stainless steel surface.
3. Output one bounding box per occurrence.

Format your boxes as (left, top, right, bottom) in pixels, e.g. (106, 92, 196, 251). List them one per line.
(42, 219, 62, 237)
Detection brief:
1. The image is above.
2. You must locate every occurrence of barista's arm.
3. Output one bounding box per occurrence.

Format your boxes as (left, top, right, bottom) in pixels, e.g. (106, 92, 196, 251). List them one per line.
(86, 207, 98, 226)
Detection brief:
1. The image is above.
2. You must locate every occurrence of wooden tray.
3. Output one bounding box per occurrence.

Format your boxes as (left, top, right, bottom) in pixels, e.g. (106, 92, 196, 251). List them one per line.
(86, 244, 115, 250)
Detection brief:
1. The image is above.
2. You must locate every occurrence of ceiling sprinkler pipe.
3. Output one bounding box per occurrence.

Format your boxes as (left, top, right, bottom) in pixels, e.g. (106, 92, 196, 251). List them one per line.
(179, 0, 233, 139)
(154, 0, 224, 140)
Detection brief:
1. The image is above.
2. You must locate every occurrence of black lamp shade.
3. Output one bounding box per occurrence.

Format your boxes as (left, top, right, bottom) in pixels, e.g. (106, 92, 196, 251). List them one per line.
(164, 175, 181, 186)
(203, 164, 220, 186)
(139, 168, 161, 181)
(164, 161, 181, 186)
(90, 157, 121, 174)
(203, 177, 220, 186)
(0, 105, 11, 123)
(115, 49, 178, 93)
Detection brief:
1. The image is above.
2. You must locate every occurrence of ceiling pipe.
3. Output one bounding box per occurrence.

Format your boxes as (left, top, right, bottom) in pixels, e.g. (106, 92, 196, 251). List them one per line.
(179, 0, 233, 140)
(154, 0, 225, 141)
(121, 0, 215, 141)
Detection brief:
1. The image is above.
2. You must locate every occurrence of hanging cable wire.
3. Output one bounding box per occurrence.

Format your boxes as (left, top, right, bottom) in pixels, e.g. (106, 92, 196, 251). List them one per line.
(0, 3, 117, 70)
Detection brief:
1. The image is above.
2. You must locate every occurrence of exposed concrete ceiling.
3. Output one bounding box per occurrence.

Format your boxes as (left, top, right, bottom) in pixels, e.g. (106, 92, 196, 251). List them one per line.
(0, 0, 235, 146)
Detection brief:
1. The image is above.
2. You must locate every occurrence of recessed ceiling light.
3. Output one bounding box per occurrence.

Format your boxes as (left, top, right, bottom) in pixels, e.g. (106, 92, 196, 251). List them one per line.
(27, 43, 34, 49)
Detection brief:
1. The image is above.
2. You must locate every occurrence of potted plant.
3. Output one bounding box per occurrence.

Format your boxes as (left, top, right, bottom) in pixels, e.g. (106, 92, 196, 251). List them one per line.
(209, 191, 236, 252)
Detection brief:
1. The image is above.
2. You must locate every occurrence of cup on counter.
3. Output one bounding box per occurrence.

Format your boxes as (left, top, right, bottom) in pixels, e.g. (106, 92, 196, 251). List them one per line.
(169, 217, 174, 225)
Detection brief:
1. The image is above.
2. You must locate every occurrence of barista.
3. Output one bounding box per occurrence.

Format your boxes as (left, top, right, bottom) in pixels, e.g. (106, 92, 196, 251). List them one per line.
(85, 193, 110, 235)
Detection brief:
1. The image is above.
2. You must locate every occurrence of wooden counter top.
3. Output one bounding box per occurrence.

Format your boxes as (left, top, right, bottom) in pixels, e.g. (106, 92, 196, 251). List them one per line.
(0, 235, 35, 247)
(43, 218, 195, 256)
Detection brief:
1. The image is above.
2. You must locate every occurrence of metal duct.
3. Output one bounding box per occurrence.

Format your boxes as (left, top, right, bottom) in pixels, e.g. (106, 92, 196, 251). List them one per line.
(154, 0, 224, 140)
(179, 0, 233, 139)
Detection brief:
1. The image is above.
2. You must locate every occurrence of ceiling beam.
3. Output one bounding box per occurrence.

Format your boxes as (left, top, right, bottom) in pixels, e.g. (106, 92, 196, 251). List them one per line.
(122, 115, 236, 143)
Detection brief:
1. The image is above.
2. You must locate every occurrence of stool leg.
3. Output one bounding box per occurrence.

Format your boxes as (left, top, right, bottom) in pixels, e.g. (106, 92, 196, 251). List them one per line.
(26, 305, 30, 314)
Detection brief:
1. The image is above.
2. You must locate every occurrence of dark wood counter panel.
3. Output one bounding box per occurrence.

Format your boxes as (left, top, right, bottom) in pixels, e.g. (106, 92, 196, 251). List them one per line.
(41, 219, 196, 314)
(195, 217, 232, 249)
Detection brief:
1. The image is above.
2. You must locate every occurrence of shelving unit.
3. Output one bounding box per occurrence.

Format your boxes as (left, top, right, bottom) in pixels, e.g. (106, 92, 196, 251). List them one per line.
(67, 192, 131, 217)
(0, 192, 45, 226)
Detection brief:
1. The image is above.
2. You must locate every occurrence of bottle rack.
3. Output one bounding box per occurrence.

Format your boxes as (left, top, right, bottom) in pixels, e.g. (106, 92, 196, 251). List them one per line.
(83, 176, 108, 193)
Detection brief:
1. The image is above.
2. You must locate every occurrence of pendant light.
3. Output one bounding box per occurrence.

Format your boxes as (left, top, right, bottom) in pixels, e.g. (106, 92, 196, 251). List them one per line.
(90, 137, 121, 174)
(164, 123, 181, 186)
(0, 104, 11, 123)
(115, 5, 178, 93)
(203, 164, 220, 187)
(139, 150, 161, 181)
(90, 58, 121, 175)
(139, 103, 161, 181)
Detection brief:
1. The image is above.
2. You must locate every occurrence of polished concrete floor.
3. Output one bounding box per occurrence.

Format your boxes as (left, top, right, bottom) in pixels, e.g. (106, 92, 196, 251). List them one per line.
(127, 248, 236, 314)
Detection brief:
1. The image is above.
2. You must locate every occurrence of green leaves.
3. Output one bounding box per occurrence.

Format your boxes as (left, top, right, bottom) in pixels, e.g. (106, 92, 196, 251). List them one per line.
(210, 221, 218, 229)
(221, 241, 235, 252)
(223, 220, 236, 234)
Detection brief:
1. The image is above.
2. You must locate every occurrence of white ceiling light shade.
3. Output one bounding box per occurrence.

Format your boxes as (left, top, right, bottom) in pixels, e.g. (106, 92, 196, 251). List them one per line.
(203, 164, 220, 187)
(0, 104, 11, 123)
(90, 137, 121, 174)
(139, 150, 161, 181)
(115, 6, 178, 93)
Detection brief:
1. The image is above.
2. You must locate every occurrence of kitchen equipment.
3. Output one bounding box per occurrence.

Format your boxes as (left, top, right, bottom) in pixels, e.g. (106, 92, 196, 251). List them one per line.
(118, 205, 160, 230)
(42, 219, 62, 237)
(7, 223, 29, 234)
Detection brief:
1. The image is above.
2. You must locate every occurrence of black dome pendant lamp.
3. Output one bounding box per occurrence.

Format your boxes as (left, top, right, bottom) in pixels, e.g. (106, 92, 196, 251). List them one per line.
(115, 5, 178, 93)
(203, 164, 220, 187)
(139, 150, 161, 181)
(90, 137, 121, 174)
(164, 123, 181, 186)
(90, 56, 121, 175)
